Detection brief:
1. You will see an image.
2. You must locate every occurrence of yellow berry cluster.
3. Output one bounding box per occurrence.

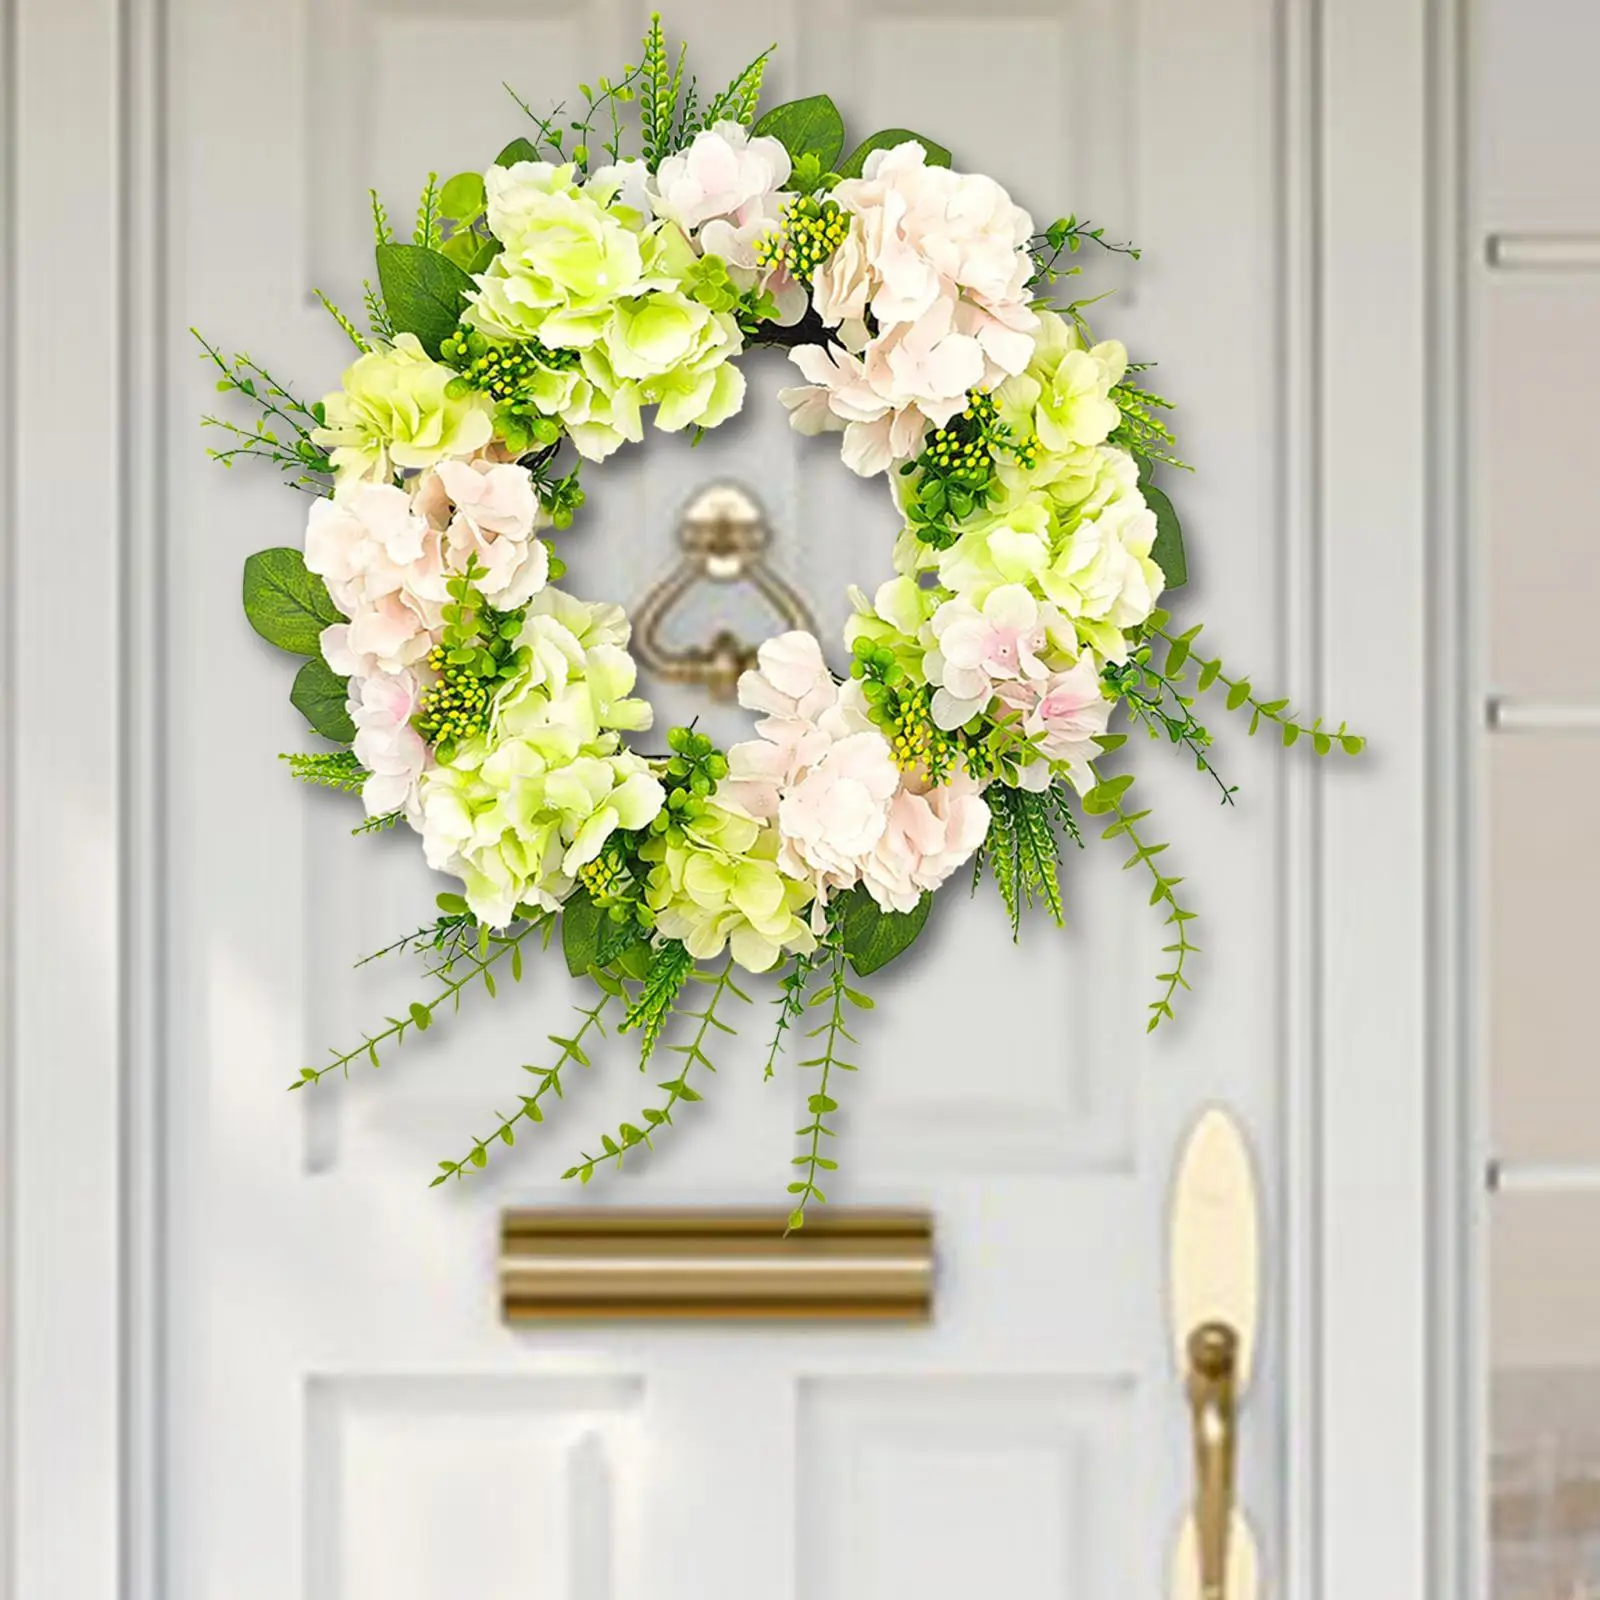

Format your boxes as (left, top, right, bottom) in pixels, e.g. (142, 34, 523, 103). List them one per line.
(753, 195, 851, 280)
(414, 645, 492, 744)
(456, 338, 571, 404)
(891, 696, 956, 783)
(578, 854, 626, 902)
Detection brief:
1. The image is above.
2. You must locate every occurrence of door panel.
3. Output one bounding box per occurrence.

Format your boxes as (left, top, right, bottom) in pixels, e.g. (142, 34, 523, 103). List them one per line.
(166, 1, 1285, 1594)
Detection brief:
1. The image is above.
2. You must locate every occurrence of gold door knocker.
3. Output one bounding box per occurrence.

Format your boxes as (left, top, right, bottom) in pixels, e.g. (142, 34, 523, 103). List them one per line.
(632, 483, 816, 700)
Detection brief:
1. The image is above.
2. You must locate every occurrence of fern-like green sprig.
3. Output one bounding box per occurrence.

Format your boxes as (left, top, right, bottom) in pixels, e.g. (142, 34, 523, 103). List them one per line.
(978, 783, 1076, 933)
(620, 938, 695, 1064)
(369, 188, 393, 246)
(314, 290, 370, 352)
(414, 171, 441, 250)
(1110, 369, 1187, 470)
(291, 914, 546, 1088)
(788, 942, 871, 1231)
(362, 279, 393, 341)
(1152, 617, 1366, 755)
(565, 959, 750, 1181)
(431, 991, 613, 1184)
(281, 749, 366, 791)
(703, 44, 773, 126)
(639, 13, 694, 168)
(1082, 761, 1199, 1030)
(351, 810, 402, 836)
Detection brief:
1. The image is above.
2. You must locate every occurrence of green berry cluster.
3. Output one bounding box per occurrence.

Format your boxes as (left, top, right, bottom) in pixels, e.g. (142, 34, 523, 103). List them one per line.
(901, 389, 1040, 550)
(850, 639, 958, 783)
(412, 560, 530, 761)
(752, 195, 851, 281)
(647, 726, 729, 844)
(440, 327, 571, 454)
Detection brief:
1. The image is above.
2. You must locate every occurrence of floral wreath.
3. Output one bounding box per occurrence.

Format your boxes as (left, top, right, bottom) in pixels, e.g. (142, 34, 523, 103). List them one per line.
(202, 18, 1361, 1226)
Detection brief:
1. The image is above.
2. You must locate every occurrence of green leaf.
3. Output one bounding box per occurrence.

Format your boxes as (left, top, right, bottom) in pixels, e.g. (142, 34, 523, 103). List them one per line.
(1143, 482, 1188, 589)
(438, 171, 485, 220)
(442, 232, 500, 275)
(752, 94, 846, 168)
(836, 128, 952, 179)
(243, 548, 341, 655)
(1083, 773, 1135, 815)
(561, 889, 606, 978)
(495, 136, 539, 167)
(838, 885, 932, 977)
(290, 657, 356, 743)
(409, 1001, 432, 1031)
(374, 243, 476, 358)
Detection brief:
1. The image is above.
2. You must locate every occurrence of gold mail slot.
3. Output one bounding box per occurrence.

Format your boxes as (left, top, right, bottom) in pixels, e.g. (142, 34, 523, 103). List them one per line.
(500, 1208, 933, 1322)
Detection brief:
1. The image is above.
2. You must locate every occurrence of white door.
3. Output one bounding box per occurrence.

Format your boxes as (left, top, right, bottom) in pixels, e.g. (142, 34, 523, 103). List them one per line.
(5, 0, 1439, 1596)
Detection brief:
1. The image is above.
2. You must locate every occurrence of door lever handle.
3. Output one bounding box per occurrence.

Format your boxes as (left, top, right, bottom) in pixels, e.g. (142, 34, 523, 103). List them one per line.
(1186, 1320, 1240, 1600)
(1169, 1110, 1259, 1600)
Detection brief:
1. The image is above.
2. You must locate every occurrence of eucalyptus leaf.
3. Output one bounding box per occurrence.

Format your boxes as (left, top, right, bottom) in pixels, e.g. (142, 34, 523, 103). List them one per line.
(290, 657, 356, 744)
(752, 94, 845, 168)
(374, 242, 476, 358)
(838, 885, 932, 977)
(1143, 481, 1189, 589)
(438, 171, 486, 220)
(837, 128, 952, 179)
(243, 547, 341, 655)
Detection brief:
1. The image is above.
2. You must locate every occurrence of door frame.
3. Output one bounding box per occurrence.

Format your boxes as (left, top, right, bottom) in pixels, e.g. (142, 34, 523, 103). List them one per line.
(0, 0, 1468, 1594)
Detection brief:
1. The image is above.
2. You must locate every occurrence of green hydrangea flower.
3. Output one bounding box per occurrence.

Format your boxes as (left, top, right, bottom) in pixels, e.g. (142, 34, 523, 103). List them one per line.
(641, 803, 816, 973)
(417, 588, 665, 926)
(464, 165, 747, 461)
(312, 333, 494, 482)
(469, 162, 654, 348)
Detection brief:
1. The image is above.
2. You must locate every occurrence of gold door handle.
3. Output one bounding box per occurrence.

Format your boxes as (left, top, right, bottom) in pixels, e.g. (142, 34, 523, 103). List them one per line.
(1169, 1110, 1260, 1600)
(1186, 1321, 1239, 1600)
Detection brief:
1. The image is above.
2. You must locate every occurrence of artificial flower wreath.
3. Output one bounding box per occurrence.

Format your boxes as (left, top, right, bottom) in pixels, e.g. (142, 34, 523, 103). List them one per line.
(202, 18, 1360, 1225)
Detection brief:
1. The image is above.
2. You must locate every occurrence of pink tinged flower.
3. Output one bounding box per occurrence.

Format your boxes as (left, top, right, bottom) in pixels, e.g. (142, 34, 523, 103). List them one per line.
(861, 770, 992, 914)
(319, 590, 435, 679)
(349, 668, 431, 819)
(997, 655, 1112, 792)
(812, 219, 876, 328)
(304, 483, 429, 609)
(925, 585, 1053, 730)
(734, 631, 842, 724)
(775, 731, 901, 873)
(778, 323, 962, 478)
(869, 297, 986, 425)
(832, 142, 1037, 335)
(652, 122, 792, 235)
(429, 458, 550, 608)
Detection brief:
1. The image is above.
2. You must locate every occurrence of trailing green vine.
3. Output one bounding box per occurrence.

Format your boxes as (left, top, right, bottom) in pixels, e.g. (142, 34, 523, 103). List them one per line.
(1083, 759, 1199, 1031)
(431, 991, 613, 1183)
(292, 911, 546, 1087)
(1152, 615, 1365, 756)
(787, 938, 870, 1231)
(564, 958, 750, 1182)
